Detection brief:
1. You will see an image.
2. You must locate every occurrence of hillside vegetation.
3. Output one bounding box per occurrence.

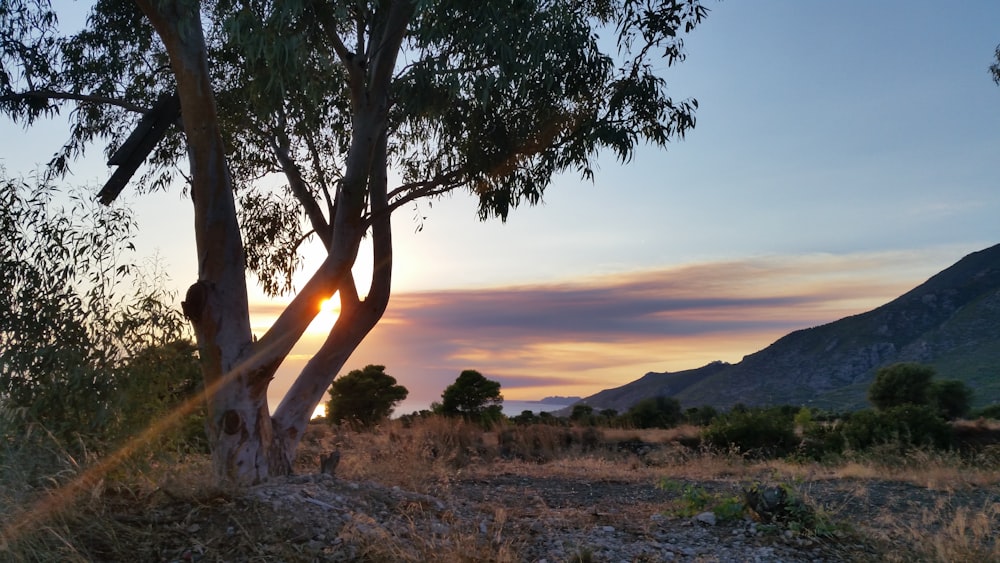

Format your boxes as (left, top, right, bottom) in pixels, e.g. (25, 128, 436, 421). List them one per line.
(580, 244, 1000, 412)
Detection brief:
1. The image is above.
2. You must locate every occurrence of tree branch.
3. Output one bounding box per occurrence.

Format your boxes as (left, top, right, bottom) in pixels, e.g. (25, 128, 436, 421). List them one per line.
(271, 133, 331, 246)
(0, 89, 148, 113)
(303, 134, 337, 224)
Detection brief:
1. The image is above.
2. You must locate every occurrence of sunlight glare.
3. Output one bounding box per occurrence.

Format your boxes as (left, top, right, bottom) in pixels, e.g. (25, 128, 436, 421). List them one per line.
(309, 293, 340, 334)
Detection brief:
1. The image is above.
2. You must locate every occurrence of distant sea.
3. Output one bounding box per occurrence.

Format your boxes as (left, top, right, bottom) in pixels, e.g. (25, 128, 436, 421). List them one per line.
(392, 399, 572, 418)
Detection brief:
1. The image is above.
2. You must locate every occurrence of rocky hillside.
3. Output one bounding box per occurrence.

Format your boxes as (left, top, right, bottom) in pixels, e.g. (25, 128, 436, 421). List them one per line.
(579, 244, 1000, 413)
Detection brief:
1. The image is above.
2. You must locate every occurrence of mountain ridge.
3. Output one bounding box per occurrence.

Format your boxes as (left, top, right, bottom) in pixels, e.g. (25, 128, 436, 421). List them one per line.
(574, 244, 1000, 413)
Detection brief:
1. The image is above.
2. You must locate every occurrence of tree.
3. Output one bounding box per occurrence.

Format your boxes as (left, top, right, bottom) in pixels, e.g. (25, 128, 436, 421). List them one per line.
(570, 404, 594, 424)
(626, 396, 682, 428)
(991, 44, 1000, 85)
(440, 369, 503, 423)
(326, 364, 408, 428)
(1, 0, 707, 483)
(928, 379, 972, 421)
(867, 363, 935, 411)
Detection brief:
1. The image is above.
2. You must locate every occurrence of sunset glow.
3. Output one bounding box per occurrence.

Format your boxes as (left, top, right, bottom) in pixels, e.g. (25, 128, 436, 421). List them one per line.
(309, 293, 341, 334)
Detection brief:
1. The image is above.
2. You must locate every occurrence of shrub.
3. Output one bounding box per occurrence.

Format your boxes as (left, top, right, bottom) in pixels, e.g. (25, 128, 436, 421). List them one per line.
(798, 422, 846, 461)
(702, 408, 798, 458)
(626, 396, 682, 429)
(842, 405, 952, 452)
(658, 479, 745, 521)
(326, 365, 408, 429)
(1, 179, 200, 461)
(510, 410, 538, 425)
(929, 379, 973, 420)
(497, 424, 603, 462)
(570, 404, 595, 425)
(974, 404, 1000, 420)
(868, 363, 935, 410)
(684, 405, 718, 426)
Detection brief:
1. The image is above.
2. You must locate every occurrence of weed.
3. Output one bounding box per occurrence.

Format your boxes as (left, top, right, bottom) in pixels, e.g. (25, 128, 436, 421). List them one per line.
(657, 479, 745, 521)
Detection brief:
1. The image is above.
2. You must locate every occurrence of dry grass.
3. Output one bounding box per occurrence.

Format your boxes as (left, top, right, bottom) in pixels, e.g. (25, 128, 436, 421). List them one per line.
(877, 499, 1000, 563)
(336, 505, 521, 562)
(4, 415, 1000, 562)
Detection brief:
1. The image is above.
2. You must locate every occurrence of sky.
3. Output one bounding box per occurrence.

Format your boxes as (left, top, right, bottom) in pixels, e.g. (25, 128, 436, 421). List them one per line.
(3, 1, 999, 413)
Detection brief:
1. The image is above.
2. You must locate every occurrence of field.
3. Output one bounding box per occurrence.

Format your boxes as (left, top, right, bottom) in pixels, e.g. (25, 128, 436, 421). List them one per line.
(2, 417, 999, 562)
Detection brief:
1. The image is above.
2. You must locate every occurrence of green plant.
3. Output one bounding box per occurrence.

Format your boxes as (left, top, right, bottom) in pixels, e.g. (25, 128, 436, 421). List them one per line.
(657, 479, 745, 521)
(626, 396, 682, 429)
(326, 364, 409, 429)
(1, 178, 198, 461)
(929, 379, 973, 420)
(439, 370, 504, 426)
(702, 408, 799, 459)
(742, 482, 843, 538)
(972, 404, 1000, 419)
(842, 405, 953, 452)
(868, 363, 935, 410)
(797, 421, 846, 461)
(683, 405, 718, 426)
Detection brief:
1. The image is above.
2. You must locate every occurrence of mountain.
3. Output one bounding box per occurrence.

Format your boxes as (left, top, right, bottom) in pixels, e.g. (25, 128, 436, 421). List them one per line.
(576, 244, 1000, 413)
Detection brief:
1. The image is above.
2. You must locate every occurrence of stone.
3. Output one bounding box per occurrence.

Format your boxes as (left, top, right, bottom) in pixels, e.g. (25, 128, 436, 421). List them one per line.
(693, 511, 717, 526)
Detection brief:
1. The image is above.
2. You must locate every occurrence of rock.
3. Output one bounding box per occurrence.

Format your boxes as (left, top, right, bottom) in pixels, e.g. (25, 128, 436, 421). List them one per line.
(694, 511, 717, 526)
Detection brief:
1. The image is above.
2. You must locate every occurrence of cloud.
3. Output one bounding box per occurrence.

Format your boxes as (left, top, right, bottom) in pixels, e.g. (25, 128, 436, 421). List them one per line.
(260, 250, 940, 408)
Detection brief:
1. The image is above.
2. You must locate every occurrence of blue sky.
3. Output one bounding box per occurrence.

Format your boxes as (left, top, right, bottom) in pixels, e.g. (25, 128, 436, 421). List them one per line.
(3, 1, 999, 410)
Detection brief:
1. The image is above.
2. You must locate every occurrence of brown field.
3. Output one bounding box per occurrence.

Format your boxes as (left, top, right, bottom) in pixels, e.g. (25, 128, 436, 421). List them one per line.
(2, 416, 999, 562)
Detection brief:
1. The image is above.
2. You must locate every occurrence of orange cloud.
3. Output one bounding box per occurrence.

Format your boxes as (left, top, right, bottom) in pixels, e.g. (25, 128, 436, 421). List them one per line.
(257, 251, 940, 409)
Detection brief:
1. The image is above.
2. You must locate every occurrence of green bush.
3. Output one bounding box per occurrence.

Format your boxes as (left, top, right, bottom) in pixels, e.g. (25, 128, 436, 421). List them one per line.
(626, 396, 682, 429)
(974, 404, 1000, 420)
(702, 408, 798, 458)
(326, 364, 409, 429)
(867, 363, 935, 410)
(928, 379, 973, 420)
(684, 405, 718, 426)
(842, 405, 952, 452)
(439, 370, 504, 426)
(1, 178, 202, 462)
(797, 422, 846, 461)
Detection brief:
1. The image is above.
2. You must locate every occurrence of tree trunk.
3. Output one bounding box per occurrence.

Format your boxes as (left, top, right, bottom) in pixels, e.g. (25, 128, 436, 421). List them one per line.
(136, 0, 408, 484)
(272, 129, 394, 464)
(137, 0, 281, 484)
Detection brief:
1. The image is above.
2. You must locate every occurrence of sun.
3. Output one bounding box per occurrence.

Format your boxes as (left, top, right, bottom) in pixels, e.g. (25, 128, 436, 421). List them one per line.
(310, 293, 341, 333)
(319, 296, 339, 316)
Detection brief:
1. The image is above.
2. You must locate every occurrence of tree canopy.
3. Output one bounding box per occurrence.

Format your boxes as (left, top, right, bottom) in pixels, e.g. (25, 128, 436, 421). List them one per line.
(440, 369, 503, 422)
(867, 363, 935, 411)
(991, 44, 1000, 85)
(326, 364, 408, 428)
(1, 0, 707, 483)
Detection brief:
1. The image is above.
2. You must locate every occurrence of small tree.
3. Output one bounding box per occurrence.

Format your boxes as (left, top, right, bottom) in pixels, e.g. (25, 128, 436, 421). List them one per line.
(867, 363, 935, 410)
(440, 370, 503, 424)
(928, 379, 973, 420)
(326, 365, 408, 428)
(570, 404, 595, 425)
(626, 396, 682, 429)
(684, 405, 718, 426)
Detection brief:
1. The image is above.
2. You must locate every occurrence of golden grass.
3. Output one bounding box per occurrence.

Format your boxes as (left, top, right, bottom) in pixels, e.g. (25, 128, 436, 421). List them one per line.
(877, 499, 1000, 563)
(5, 415, 1000, 562)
